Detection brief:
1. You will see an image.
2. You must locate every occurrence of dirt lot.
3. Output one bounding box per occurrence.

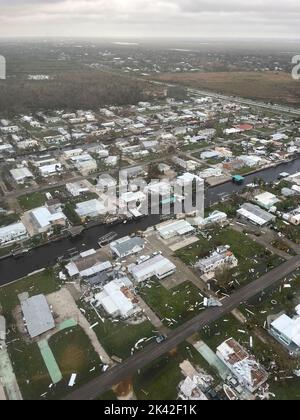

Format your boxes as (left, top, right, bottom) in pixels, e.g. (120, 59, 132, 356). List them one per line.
(154, 71, 300, 106)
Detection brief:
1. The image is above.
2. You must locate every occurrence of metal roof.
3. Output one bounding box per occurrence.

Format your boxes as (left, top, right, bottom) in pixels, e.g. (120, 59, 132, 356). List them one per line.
(110, 236, 145, 257)
(21, 295, 55, 338)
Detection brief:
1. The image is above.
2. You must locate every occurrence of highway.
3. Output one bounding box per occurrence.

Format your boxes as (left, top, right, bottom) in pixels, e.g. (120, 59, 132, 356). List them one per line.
(64, 253, 300, 400)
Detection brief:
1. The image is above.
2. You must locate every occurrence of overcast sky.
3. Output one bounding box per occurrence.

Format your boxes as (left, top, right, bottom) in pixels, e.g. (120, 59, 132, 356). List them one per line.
(0, 0, 299, 39)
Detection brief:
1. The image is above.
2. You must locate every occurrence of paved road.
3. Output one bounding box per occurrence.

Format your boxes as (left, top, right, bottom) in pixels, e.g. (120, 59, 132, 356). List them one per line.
(64, 254, 300, 400)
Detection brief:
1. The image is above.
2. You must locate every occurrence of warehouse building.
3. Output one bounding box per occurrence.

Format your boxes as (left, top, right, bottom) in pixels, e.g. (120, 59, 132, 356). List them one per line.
(21, 294, 55, 339)
(156, 219, 195, 240)
(237, 203, 276, 227)
(130, 254, 176, 283)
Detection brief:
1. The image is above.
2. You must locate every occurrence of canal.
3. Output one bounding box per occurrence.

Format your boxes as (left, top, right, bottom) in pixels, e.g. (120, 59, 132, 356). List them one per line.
(1, 158, 300, 285)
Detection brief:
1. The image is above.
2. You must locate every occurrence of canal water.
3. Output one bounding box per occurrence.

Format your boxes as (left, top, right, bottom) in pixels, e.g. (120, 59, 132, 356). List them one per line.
(1, 158, 300, 285)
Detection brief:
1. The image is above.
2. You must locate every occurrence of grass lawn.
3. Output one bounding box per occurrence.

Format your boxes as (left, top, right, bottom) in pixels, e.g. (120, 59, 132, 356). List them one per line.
(8, 325, 101, 400)
(0, 213, 20, 227)
(18, 192, 47, 211)
(137, 281, 204, 328)
(175, 228, 283, 289)
(239, 270, 300, 327)
(47, 326, 101, 399)
(274, 220, 300, 245)
(0, 269, 59, 322)
(7, 330, 52, 401)
(199, 270, 300, 400)
(133, 342, 213, 400)
(81, 303, 156, 360)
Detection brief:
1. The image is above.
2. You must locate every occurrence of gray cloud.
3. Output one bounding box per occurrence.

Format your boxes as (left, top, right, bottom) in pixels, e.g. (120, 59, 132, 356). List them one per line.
(0, 0, 299, 38)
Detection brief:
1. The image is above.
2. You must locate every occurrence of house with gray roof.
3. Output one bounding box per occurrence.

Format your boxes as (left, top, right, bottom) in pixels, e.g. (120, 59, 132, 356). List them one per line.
(110, 236, 145, 259)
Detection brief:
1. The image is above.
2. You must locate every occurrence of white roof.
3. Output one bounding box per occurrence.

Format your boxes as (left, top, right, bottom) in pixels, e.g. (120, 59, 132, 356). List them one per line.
(120, 191, 146, 203)
(156, 219, 195, 237)
(31, 206, 66, 228)
(272, 315, 300, 347)
(10, 167, 33, 181)
(75, 199, 106, 217)
(177, 173, 204, 185)
(95, 278, 134, 317)
(131, 254, 176, 280)
(0, 222, 27, 239)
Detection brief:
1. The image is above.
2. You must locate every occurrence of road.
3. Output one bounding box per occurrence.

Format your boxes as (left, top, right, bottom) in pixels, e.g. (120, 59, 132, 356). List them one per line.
(148, 78, 300, 116)
(64, 253, 300, 400)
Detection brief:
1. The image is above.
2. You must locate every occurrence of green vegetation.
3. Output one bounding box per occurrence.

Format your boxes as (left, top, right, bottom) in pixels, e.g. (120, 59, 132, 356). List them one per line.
(82, 304, 156, 360)
(274, 220, 300, 245)
(7, 331, 52, 400)
(175, 228, 283, 289)
(18, 192, 46, 211)
(0, 269, 59, 322)
(133, 342, 211, 400)
(63, 203, 82, 226)
(48, 326, 101, 395)
(0, 213, 19, 227)
(138, 281, 203, 328)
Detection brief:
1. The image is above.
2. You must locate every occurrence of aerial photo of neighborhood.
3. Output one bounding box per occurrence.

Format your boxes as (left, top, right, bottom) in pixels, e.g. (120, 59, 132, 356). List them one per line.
(0, 0, 300, 406)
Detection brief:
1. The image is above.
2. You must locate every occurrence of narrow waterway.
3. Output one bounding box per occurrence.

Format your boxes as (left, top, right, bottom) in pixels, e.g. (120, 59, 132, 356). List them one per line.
(1, 158, 300, 286)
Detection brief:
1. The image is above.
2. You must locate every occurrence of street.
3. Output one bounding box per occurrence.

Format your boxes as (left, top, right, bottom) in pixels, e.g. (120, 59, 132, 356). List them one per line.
(64, 253, 300, 400)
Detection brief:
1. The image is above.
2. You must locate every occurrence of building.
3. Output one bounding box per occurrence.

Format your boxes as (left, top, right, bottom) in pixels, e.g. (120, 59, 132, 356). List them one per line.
(110, 236, 145, 259)
(10, 167, 34, 184)
(217, 338, 268, 393)
(270, 311, 300, 354)
(66, 249, 112, 279)
(95, 277, 139, 319)
(75, 199, 107, 220)
(156, 219, 195, 240)
(29, 205, 67, 234)
(21, 294, 55, 339)
(0, 222, 28, 246)
(254, 192, 280, 210)
(200, 150, 221, 160)
(178, 377, 208, 401)
(66, 182, 90, 197)
(189, 210, 228, 228)
(237, 203, 276, 227)
(39, 162, 63, 177)
(195, 247, 238, 274)
(130, 254, 176, 283)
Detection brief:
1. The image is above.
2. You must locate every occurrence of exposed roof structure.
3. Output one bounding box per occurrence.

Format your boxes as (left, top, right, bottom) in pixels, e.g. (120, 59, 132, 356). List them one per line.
(217, 338, 268, 392)
(21, 295, 55, 339)
(95, 277, 135, 318)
